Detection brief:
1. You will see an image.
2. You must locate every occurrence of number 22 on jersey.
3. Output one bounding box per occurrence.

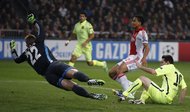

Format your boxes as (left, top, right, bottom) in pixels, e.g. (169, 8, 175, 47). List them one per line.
(26, 46, 41, 65)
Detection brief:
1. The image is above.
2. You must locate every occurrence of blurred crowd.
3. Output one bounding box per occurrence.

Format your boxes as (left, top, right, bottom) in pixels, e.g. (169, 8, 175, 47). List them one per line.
(0, 0, 189, 41)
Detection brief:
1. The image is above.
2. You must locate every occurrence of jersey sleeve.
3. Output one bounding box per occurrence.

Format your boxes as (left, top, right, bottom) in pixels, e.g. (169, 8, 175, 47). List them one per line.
(87, 23, 94, 34)
(155, 65, 169, 76)
(34, 21, 45, 43)
(140, 30, 148, 43)
(179, 77, 187, 89)
(11, 49, 27, 63)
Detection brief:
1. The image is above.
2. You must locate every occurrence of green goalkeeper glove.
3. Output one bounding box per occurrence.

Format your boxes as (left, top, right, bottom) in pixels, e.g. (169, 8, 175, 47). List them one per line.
(27, 13, 36, 24)
(10, 40, 16, 50)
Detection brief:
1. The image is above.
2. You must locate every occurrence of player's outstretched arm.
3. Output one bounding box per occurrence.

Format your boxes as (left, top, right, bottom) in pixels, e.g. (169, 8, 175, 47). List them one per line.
(179, 87, 187, 104)
(135, 61, 156, 75)
(141, 43, 150, 66)
(10, 40, 26, 63)
(27, 14, 45, 41)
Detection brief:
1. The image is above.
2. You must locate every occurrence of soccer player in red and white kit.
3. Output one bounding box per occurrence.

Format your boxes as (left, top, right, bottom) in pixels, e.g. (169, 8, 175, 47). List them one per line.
(109, 15, 150, 98)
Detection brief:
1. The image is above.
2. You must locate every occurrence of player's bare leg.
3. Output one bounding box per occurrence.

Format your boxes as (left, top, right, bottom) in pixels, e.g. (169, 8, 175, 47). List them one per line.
(109, 62, 129, 78)
(139, 76, 151, 90)
(68, 55, 78, 67)
(60, 79, 75, 90)
(117, 62, 129, 74)
(108, 65, 118, 79)
(109, 62, 134, 98)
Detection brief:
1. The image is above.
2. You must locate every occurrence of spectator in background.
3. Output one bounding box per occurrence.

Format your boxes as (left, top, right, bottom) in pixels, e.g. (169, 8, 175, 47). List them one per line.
(59, 4, 67, 18)
(0, 0, 189, 40)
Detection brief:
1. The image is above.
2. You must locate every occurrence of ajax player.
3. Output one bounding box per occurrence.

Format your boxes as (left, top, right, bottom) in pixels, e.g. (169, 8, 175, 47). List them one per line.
(109, 15, 150, 98)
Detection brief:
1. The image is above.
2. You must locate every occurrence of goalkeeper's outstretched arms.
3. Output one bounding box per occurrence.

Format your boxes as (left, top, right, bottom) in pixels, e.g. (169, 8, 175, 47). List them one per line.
(10, 40, 27, 63)
(27, 13, 45, 42)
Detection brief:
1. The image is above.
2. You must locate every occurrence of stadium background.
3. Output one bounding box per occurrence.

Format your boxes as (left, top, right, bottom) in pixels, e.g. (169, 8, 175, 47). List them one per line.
(0, 0, 190, 112)
(0, 0, 190, 62)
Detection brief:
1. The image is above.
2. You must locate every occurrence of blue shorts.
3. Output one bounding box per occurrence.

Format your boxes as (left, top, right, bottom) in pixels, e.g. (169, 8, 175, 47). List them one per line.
(45, 61, 73, 88)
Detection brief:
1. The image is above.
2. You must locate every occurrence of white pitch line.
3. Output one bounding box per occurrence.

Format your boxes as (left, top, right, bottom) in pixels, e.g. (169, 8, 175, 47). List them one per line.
(1, 80, 190, 98)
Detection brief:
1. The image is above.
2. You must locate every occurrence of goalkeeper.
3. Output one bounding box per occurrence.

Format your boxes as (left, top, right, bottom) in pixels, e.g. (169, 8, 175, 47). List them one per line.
(10, 14, 107, 100)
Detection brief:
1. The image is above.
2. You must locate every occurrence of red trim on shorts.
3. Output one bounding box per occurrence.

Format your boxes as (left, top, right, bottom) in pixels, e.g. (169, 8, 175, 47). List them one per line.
(117, 73, 125, 78)
(112, 75, 118, 80)
(112, 73, 125, 80)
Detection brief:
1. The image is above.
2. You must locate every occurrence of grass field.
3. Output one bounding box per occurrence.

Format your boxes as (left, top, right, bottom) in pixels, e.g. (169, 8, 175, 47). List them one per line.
(0, 60, 190, 112)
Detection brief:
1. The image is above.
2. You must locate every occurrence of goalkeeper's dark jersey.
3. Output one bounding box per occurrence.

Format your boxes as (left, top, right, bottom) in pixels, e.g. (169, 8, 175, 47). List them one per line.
(12, 21, 57, 75)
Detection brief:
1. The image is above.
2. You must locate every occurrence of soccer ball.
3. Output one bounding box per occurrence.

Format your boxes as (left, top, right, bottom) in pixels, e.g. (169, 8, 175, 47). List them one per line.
(162, 45, 175, 56)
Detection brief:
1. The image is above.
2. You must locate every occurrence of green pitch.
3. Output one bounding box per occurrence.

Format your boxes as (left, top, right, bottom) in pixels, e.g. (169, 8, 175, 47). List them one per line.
(0, 60, 190, 112)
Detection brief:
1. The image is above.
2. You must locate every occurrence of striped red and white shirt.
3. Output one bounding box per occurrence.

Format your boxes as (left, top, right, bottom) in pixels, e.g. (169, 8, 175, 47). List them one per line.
(129, 27, 148, 58)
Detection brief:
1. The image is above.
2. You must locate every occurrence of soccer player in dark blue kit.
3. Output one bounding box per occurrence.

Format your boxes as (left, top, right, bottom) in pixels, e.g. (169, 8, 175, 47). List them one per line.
(10, 14, 107, 100)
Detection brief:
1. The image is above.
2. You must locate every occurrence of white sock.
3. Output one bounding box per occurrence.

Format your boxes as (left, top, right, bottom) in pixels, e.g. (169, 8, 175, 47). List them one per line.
(128, 80, 133, 86)
(115, 74, 130, 91)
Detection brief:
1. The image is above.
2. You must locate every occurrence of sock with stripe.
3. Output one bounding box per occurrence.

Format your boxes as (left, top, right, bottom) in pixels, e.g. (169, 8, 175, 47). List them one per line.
(93, 60, 104, 67)
(123, 78, 142, 97)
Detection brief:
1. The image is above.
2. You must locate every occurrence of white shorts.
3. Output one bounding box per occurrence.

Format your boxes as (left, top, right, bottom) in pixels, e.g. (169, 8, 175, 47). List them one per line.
(117, 55, 142, 71)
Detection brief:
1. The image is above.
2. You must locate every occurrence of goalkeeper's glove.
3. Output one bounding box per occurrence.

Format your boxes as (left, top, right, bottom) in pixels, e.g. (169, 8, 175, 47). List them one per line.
(10, 40, 19, 59)
(27, 13, 36, 24)
(10, 40, 16, 50)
